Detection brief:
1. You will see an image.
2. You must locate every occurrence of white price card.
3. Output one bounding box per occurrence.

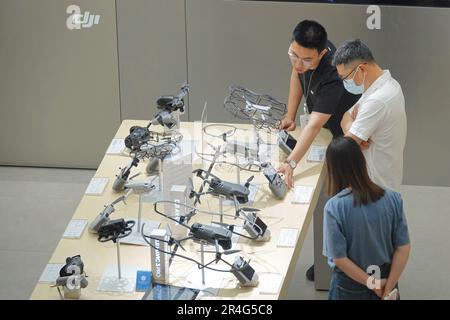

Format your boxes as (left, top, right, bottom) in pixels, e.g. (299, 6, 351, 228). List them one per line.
(307, 145, 327, 162)
(63, 219, 88, 239)
(277, 228, 298, 248)
(292, 185, 314, 204)
(106, 139, 125, 155)
(38, 263, 65, 283)
(85, 177, 109, 195)
(259, 273, 283, 294)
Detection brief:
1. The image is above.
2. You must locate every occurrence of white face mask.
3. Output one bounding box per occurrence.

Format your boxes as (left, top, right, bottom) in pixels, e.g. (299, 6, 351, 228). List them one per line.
(343, 65, 365, 95)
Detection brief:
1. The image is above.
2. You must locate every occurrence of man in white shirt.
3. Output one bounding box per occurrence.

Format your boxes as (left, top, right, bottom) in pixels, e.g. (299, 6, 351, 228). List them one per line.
(333, 39, 407, 191)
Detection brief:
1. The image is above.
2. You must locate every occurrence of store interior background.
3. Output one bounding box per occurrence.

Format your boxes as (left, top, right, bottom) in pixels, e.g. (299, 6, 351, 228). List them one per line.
(1, 0, 449, 299)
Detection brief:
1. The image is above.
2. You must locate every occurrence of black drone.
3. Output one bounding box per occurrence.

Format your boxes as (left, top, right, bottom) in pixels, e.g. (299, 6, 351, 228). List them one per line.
(97, 218, 135, 243)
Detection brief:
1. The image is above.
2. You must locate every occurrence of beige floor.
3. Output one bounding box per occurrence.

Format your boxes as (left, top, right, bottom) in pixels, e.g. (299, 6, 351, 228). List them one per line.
(0, 166, 449, 300)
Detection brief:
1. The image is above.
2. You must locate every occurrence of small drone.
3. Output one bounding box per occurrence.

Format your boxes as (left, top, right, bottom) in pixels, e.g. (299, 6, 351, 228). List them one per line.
(142, 202, 260, 286)
(124, 83, 189, 151)
(190, 168, 254, 206)
(188, 164, 271, 241)
(112, 156, 159, 192)
(224, 85, 287, 130)
(125, 128, 182, 155)
(152, 82, 189, 129)
(97, 218, 135, 243)
(51, 255, 88, 299)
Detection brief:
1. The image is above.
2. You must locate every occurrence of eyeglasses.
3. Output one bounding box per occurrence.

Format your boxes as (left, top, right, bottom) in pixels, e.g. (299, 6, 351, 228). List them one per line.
(288, 47, 312, 68)
(341, 63, 366, 82)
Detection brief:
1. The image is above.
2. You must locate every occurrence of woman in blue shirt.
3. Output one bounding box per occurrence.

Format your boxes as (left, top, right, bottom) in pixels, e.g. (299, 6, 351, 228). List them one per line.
(323, 136, 411, 300)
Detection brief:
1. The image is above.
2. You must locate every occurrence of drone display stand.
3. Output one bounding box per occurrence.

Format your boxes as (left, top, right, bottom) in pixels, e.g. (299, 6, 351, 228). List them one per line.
(116, 240, 122, 279)
(252, 120, 262, 163)
(137, 194, 143, 233)
(118, 179, 161, 246)
(219, 196, 225, 224)
(97, 239, 136, 293)
(141, 159, 163, 203)
(235, 152, 241, 185)
(200, 242, 206, 285)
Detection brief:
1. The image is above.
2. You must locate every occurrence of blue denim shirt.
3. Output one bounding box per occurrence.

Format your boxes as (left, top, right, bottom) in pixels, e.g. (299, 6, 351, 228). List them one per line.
(323, 188, 410, 273)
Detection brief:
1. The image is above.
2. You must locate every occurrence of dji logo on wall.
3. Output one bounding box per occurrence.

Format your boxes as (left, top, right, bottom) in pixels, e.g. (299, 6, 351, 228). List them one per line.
(66, 5, 101, 30)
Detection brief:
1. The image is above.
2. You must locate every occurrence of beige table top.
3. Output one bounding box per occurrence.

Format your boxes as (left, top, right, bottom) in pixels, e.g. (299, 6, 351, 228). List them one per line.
(30, 120, 331, 300)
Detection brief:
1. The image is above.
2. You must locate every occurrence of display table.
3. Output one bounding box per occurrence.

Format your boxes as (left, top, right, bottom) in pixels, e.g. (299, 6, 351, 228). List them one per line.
(30, 120, 331, 300)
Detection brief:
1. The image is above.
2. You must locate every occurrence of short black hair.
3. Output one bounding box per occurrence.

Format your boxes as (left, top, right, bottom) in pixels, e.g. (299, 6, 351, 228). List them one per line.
(292, 20, 328, 52)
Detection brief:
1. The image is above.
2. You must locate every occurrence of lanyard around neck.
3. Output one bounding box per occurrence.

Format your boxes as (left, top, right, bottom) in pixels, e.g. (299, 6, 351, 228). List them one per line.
(302, 69, 316, 115)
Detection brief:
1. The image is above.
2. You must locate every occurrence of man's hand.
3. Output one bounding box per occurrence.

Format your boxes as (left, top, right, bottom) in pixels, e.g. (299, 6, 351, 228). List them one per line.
(346, 132, 373, 151)
(351, 104, 360, 120)
(277, 162, 294, 188)
(279, 117, 296, 131)
(360, 139, 372, 151)
(372, 278, 387, 298)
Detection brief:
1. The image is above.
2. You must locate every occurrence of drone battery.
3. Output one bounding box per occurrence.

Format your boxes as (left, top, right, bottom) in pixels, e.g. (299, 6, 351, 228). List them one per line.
(231, 256, 258, 287)
(150, 229, 170, 284)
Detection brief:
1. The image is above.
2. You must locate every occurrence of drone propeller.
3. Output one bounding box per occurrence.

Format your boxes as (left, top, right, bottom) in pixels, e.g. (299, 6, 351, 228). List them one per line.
(128, 172, 141, 181)
(169, 237, 186, 251)
(166, 223, 188, 251)
(187, 178, 202, 204)
(197, 249, 241, 255)
(238, 207, 260, 213)
(244, 175, 254, 188)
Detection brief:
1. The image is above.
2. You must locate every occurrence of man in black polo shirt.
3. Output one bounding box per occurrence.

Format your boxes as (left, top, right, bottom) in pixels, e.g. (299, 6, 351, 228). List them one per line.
(278, 20, 360, 283)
